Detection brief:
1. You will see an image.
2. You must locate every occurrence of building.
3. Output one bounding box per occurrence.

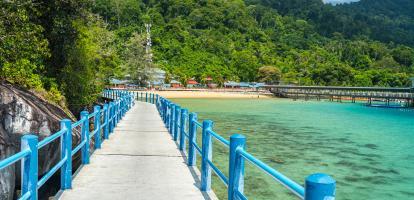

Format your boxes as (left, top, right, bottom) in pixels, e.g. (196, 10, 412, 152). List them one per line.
(205, 77, 218, 88)
(224, 81, 249, 88)
(187, 79, 198, 88)
(224, 82, 265, 89)
(149, 68, 166, 88)
(170, 80, 182, 88)
(110, 78, 130, 89)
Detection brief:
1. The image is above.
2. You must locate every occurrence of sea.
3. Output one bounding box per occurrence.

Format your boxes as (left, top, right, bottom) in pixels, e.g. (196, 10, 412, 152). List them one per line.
(171, 98, 414, 200)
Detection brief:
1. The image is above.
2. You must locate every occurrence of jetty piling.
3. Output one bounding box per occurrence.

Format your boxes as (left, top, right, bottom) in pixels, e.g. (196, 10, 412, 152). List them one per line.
(268, 85, 414, 108)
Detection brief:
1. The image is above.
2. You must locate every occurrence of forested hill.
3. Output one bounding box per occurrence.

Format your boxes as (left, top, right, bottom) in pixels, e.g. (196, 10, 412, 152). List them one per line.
(93, 0, 414, 87)
(1, 0, 414, 112)
(246, 0, 414, 46)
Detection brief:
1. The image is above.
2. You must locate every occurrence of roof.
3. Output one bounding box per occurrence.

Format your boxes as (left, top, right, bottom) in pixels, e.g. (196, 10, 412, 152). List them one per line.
(224, 82, 253, 87)
(224, 82, 266, 88)
(170, 80, 181, 84)
(187, 79, 198, 84)
(110, 78, 130, 85)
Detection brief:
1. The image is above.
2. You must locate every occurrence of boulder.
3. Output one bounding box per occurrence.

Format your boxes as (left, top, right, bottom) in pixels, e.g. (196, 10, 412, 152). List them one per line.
(0, 83, 80, 199)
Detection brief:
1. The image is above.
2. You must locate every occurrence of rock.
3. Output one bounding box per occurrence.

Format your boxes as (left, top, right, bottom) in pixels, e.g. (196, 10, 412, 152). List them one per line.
(0, 83, 80, 200)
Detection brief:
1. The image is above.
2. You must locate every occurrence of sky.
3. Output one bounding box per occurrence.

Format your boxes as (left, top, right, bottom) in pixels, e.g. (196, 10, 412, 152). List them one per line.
(323, 0, 360, 5)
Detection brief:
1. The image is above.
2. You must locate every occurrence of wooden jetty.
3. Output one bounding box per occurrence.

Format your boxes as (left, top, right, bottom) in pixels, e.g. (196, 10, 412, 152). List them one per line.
(267, 85, 414, 107)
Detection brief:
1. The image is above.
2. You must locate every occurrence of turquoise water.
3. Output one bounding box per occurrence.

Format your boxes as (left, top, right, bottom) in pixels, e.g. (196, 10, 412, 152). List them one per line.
(171, 98, 414, 200)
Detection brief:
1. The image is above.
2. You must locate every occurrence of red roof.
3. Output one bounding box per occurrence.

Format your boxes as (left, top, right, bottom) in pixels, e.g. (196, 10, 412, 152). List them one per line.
(205, 77, 213, 81)
(187, 79, 198, 84)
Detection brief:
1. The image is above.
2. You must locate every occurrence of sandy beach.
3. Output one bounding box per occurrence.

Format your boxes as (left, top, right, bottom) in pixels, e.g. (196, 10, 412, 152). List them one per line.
(137, 90, 273, 99)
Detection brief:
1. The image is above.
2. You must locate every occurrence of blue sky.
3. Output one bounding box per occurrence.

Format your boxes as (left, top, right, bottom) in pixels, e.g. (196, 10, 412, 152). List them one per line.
(323, 0, 360, 4)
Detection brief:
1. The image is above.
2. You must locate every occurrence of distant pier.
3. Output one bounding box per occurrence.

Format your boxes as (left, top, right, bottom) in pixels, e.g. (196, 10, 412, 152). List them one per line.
(267, 85, 414, 108)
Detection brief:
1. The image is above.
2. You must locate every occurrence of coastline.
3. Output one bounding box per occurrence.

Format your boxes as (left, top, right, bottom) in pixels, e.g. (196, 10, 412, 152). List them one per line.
(134, 90, 274, 99)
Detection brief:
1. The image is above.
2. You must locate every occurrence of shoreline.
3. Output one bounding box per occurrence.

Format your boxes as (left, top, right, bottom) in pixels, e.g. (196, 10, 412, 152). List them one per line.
(131, 90, 274, 99)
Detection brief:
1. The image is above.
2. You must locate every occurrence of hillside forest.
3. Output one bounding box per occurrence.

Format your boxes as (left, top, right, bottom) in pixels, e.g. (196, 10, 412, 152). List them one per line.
(1, 0, 414, 112)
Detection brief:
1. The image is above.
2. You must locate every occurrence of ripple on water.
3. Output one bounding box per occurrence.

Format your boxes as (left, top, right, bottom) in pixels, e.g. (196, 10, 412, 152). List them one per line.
(172, 98, 414, 200)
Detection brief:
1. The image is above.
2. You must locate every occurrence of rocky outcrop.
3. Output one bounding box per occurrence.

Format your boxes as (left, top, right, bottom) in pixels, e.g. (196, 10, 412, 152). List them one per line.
(0, 83, 80, 199)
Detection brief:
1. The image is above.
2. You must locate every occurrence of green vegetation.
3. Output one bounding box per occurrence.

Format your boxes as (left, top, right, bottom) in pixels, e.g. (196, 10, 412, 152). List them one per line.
(0, 1, 123, 112)
(1, 0, 414, 112)
(94, 0, 414, 87)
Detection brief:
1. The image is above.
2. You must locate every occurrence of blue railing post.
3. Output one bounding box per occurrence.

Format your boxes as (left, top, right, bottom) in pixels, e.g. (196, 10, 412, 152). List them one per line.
(113, 101, 117, 127)
(164, 100, 168, 121)
(179, 109, 188, 151)
(21, 135, 38, 200)
(228, 134, 246, 200)
(164, 101, 169, 127)
(94, 105, 102, 149)
(119, 98, 123, 119)
(81, 111, 90, 164)
(156, 94, 159, 106)
(163, 100, 167, 123)
(164, 100, 170, 124)
(169, 104, 175, 135)
(115, 100, 119, 126)
(201, 120, 213, 191)
(174, 105, 181, 141)
(109, 102, 114, 133)
(61, 119, 72, 189)
(146, 93, 148, 102)
(115, 100, 119, 125)
(163, 100, 168, 123)
(305, 173, 336, 200)
(188, 113, 198, 166)
(103, 103, 109, 139)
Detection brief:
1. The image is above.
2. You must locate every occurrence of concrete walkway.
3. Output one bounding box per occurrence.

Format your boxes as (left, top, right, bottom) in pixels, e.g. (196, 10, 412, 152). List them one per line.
(59, 102, 217, 200)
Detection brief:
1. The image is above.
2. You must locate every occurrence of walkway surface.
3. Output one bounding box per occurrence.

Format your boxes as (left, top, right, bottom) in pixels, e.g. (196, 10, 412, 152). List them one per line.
(59, 101, 217, 200)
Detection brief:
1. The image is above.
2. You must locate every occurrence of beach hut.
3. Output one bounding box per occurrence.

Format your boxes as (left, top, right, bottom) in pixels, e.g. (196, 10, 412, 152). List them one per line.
(205, 77, 218, 88)
(187, 79, 198, 88)
(239, 82, 250, 88)
(224, 81, 238, 88)
(150, 69, 166, 88)
(170, 80, 182, 88)
(250, 82, 266, 88)
(110, 78, 130, 89)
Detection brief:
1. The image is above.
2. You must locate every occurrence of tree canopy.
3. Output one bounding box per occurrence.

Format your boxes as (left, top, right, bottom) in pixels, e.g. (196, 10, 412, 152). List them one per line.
(1, 0, 414, 112)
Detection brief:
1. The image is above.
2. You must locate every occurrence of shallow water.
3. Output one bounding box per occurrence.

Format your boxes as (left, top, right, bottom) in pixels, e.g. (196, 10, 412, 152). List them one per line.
(171, 98, 414, 200)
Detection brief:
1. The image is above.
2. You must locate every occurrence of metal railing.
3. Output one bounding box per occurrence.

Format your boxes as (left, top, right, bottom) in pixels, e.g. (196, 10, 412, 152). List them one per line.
(134, 91, 336, 200)
(0, 89, 134, 200)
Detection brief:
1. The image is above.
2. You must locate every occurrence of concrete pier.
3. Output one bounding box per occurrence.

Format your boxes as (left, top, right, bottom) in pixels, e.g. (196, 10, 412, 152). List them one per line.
(59, 102, 217, 200)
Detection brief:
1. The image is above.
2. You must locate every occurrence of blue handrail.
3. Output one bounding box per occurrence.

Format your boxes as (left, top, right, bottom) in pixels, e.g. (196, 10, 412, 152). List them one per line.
(237, 148, 304, 197)
(0, 89, 134, 200)
(139, 92, 336, 200)
(0, 149, 30, 170)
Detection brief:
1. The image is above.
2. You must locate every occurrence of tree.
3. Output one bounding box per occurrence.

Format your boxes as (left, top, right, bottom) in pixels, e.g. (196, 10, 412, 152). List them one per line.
(123, 32, 155, 86)
(60, 15, 120, 113)
(0, 2, 49, 88)
(257, 66, 281, 84)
